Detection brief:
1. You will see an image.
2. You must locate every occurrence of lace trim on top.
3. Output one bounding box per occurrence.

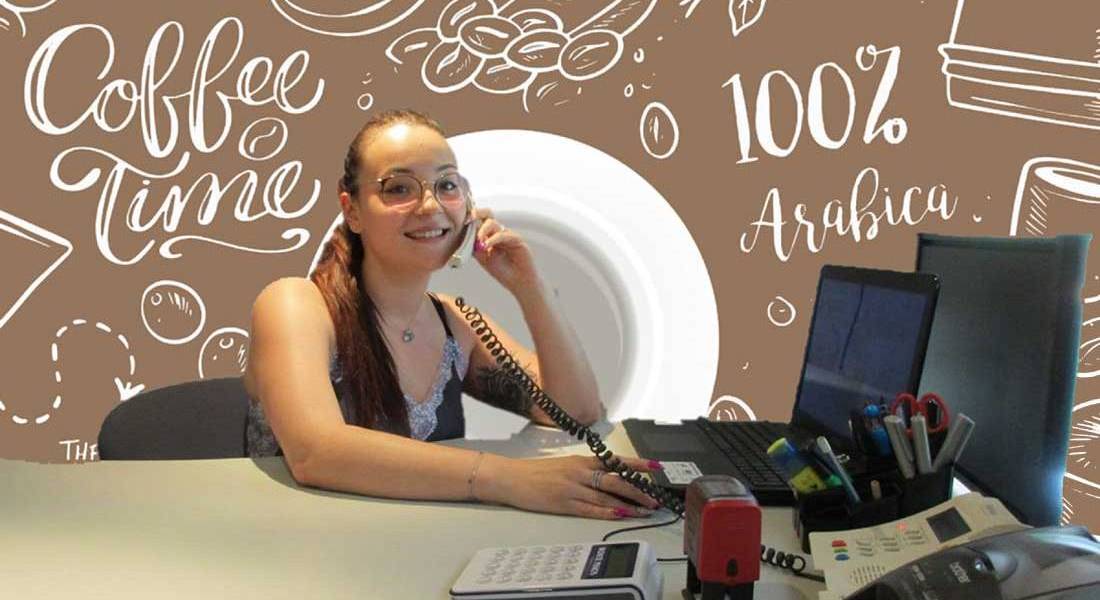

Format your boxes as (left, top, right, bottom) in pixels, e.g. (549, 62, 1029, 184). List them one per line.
(329, 337, 468, 441)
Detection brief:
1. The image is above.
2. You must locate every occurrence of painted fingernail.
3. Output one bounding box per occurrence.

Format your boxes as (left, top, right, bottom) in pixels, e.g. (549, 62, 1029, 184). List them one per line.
(613, 507, 631, 518)
(474, 239, 485, 252)
(647, 460, 663, 470)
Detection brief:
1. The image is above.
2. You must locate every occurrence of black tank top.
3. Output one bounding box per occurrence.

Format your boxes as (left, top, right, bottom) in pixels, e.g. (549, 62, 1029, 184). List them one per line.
(245, 292, 466, 457)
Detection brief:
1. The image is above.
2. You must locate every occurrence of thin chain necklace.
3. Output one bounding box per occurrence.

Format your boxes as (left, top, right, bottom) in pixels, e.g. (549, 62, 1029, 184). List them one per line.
(386, 293, 428, 343)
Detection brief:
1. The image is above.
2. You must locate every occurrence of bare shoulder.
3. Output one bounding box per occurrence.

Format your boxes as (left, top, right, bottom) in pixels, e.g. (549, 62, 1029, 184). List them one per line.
(254, 277, 331, 330)
(244, 277, 335, 395)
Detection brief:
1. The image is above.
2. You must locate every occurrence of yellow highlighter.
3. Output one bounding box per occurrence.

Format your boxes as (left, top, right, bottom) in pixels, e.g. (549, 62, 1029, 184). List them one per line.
(767, 437, 829, 495)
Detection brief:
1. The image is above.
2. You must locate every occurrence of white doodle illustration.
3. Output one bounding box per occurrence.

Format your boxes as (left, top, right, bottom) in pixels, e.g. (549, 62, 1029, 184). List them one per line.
(708, 394, 757, 421)
(939, 0, 1100, 130)
(1082, 317, 1099, 379)
(198, 327, 250, 379)
(1066, 398, 1100, 499)
(767, 295, 796, 327)
(639, 101, 679, 159)
(25, 18, 324, 266)
(0, 0, 56, 37)
(141, 280, 207, 345)
(357, 72, 376, 111)
(0, 318, 144, 426)
(728, 0, 767, 38)
(384, 0, 658, 113)
(269, 0, 426, 37)
(0, 209, 73, 331)
(678, 0, 703, 19)
(1009, 157, 1100, 304)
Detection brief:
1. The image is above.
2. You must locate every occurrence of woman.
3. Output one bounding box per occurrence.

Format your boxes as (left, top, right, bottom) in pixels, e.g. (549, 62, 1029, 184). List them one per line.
(243, 108, 662, 520)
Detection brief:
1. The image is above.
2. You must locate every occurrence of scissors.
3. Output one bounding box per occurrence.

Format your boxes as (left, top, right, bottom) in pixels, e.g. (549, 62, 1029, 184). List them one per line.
(889, 392, 950, 434)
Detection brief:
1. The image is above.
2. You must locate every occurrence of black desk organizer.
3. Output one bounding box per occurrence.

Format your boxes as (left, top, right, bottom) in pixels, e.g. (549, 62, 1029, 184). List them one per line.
(792, 442, 954, 552)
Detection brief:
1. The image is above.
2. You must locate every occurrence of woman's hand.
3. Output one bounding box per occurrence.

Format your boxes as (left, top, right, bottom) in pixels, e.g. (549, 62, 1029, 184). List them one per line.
(470, 207, 540, 295)
(480, 454, 666, 520)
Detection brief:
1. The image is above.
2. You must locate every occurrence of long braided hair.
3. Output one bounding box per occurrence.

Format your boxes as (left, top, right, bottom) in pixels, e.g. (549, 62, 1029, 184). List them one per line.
(309, 109, 447, 435)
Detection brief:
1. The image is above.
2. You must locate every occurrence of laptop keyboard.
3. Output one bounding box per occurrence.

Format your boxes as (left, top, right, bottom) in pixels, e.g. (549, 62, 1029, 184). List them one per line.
(694, 419, 790, 489)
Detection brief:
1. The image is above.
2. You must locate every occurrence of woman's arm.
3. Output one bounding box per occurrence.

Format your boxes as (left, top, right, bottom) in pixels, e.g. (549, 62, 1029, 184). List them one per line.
(247, 278, 650, 517)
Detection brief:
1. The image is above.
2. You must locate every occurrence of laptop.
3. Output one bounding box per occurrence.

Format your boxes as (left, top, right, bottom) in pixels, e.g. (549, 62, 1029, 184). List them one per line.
(624, 265, 941, 505)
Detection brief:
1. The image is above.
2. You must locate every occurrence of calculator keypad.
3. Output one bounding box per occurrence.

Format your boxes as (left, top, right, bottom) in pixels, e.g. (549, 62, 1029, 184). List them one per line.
(476, 545, 588, 585)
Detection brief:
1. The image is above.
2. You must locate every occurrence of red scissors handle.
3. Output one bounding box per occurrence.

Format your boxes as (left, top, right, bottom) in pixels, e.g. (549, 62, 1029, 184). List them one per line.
(890, 392, 950, 434)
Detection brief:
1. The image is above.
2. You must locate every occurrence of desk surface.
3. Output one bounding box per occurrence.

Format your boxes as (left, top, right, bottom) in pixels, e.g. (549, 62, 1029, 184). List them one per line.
(1, 424, 825, 600)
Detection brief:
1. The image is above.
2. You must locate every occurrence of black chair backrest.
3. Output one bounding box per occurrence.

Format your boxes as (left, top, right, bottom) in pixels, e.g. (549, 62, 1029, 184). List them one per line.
(98, 377, 251, 460)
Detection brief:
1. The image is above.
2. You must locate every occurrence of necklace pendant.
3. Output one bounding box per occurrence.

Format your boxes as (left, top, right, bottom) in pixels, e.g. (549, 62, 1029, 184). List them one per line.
(402, 329, 415, 343)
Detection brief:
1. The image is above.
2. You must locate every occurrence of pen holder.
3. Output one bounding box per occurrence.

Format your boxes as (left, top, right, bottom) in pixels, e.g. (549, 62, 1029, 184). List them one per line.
(792, 463, 954, 552)
(793, 479, 902, 552)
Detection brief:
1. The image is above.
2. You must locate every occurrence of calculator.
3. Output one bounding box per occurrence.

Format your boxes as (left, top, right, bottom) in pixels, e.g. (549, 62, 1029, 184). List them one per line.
(450, 540, 662, 599)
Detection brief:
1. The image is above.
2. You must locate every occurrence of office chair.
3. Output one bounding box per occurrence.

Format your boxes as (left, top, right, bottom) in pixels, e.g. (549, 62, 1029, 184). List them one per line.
(97, 377, 251, 460)
(916, 233, 1091, 527)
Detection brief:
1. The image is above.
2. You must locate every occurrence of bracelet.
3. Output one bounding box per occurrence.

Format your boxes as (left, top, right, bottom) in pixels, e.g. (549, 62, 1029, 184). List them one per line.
(467, 451, 486, 501)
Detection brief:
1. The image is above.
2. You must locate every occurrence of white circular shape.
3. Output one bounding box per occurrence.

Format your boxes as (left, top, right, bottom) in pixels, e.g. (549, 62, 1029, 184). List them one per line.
(308, 129, 718, 422)
(708, 394, 757, 421)
(198, 326, 250, 379)
(767, 296, 796, 327)
(624, 83, 634, 98)
(1034, 165, 1100, 202)
(357, 92, 375, 111)
(237, 117, 289, 161)
(633, 48, 644, 63)
(639, 101, 680, 160)
(140, 280, 206, 345)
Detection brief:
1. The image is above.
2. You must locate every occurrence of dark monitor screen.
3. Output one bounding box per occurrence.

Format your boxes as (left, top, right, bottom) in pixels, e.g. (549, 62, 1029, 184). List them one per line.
(792, 266, 939, 447)
(916, 234, 1089, 527)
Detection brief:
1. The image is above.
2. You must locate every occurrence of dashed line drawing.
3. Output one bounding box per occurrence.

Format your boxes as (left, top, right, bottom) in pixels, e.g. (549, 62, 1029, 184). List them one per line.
(0, 208, 73, 331)
(0, 0, 56, 38)
(384, 0, 658, 113)
(269, 0, 426, 37)
(1009, 157, 1100, 304)
(140, 280, 207, 345)
(198, 327, 250, 379)
(767, 295, 797, 327)
(938, 0, 1100, 130)
(0, 318, 144, 426)
(728, 0, 767, 37)
(708, 394, 757, 421)
(639, 101, 679, 159)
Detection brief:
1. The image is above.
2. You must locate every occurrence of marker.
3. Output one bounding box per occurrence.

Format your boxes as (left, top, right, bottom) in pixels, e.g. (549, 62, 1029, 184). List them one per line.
(931, 413, 975, 472)
(884, 415, 916, 479)
(767, 437, 828, 494)
(912, 415, 933, 475)
(816, 437, 861, 505)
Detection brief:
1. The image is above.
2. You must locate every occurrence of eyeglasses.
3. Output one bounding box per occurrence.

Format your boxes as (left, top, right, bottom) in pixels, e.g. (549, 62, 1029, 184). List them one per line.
(371, 172, 470, 210)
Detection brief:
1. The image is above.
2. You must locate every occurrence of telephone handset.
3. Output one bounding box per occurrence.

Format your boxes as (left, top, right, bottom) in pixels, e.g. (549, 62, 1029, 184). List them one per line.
(452, 297, 686, 516)
(448, 199, 479, 269)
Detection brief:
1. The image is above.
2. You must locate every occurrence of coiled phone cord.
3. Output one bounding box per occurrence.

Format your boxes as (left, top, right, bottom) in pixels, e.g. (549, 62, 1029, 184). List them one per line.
(456, 297, 821, 582)
(454, 297, 686, 516)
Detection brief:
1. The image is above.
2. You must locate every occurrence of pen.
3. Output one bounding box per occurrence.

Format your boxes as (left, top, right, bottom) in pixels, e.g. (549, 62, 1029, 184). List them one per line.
(931, 413, 975, 471)
(912, 415, 933, 475)
(883, 415, 916, 479)
(816, 437, 861, 505)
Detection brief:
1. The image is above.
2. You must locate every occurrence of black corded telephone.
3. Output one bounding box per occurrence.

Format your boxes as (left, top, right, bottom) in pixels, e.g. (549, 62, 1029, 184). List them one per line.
(447, 200, 815, 580)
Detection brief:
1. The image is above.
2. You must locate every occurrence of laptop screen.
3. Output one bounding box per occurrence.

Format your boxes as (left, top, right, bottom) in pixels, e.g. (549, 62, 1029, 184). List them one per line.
(791, 267, 939, 445)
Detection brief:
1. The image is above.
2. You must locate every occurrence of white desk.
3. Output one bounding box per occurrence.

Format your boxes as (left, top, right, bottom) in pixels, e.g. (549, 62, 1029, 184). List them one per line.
(0, 424, 825, 599)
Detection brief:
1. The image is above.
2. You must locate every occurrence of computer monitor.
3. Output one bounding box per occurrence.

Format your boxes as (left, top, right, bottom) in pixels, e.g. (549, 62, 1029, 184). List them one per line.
(790, 266, 940, 449)
(916, 233, 1091, 527)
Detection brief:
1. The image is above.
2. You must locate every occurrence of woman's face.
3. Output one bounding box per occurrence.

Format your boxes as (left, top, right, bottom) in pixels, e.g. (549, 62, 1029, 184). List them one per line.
(342, 122, 469, 273)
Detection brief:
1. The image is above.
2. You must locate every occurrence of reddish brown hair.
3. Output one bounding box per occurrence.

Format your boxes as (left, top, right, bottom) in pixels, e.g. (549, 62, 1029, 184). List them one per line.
(310, 108, 446, 434)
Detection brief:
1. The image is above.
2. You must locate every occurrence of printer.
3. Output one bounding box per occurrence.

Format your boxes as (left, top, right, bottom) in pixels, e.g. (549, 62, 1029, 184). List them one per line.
(846, 526, 1100, 600)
